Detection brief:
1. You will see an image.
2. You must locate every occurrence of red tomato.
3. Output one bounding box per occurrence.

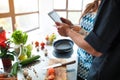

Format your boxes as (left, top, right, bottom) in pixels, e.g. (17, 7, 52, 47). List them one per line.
(48, 74, 55, 80)
(47, 68, 55, 75)
(40, 42, 45, 47)
(35, 41, 39, 47)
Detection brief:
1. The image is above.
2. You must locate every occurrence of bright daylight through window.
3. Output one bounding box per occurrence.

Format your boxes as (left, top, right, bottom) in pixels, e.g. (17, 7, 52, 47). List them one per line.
(0, 0, 39, 33)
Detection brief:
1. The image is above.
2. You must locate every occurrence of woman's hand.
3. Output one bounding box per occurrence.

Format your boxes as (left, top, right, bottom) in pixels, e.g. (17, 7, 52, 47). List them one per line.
(60, 17, 73, 27)
(71, 26, 81, 33)
(60, 17, 82, 33)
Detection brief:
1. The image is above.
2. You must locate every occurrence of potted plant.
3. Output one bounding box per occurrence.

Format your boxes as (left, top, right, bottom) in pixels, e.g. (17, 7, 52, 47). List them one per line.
(0, 39, 15, 60)
(0, 28, 16, 72)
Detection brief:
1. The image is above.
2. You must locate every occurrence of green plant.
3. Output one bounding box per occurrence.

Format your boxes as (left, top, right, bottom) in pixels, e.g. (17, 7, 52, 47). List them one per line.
(0, 39, 16, 61)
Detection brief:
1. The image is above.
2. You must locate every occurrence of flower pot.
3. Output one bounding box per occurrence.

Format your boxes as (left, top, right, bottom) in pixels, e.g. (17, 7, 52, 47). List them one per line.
(1, 58, 12, 72)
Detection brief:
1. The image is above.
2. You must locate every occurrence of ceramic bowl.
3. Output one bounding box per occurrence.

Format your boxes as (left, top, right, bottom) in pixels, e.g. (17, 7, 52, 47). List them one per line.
(53, 39, 74, 54)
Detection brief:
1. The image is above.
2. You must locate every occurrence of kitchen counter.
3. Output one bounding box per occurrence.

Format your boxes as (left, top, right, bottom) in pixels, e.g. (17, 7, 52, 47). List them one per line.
(0, 30, 78, 80)
(18, 41, 78, 80)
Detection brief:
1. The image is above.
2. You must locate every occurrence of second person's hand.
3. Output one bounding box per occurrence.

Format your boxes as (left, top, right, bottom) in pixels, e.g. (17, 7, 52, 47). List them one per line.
(55, 22, 71, 37)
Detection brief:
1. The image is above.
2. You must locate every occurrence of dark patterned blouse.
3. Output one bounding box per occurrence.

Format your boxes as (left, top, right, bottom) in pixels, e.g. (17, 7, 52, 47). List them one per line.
(77, 12, 96, 80)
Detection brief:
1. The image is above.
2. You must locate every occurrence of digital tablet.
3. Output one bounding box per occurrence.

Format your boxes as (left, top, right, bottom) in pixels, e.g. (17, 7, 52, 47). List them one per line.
(48, 10, 62, 23)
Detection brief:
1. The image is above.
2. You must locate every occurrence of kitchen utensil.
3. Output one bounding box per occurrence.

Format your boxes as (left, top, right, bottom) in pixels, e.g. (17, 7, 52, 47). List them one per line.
(42, 60, 76, 69)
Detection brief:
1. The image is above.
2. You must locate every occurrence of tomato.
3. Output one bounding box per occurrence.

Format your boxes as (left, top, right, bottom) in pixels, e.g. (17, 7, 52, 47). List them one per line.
(40, 42, 45, 47)
(35, 41, 39, 47)
(48, 74, 55, 80)
(47, 68, 55, 75)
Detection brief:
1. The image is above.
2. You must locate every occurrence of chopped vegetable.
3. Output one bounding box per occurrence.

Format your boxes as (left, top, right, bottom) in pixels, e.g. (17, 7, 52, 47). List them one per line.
(47, 68, 55, 75)
(48, 74, 55, 80)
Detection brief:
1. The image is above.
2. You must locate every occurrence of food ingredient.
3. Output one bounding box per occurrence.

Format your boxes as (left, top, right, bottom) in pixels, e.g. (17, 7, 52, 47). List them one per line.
(26, 44, 33, 58)
(47, 68, 55, 80)
(47, 68, 55, 75)
(35, 41, 39, 47)
(18, 45, 28, 61)
(20, 55, 40, 66)
(46, 33, 56, 45)
(23, 69, 29, 78)
(18, 54, 28, 61)
(40, 42, 45, 50)
(10, 62, 19, 76)
(48, 74, 55, 80)
(11, 30, 28, 45)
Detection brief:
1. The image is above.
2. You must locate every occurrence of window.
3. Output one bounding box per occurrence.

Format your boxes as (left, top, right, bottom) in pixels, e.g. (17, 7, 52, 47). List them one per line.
(53, 0, 82, 24)
(53, 0, 93, 24)
(0, 0, 39, 32)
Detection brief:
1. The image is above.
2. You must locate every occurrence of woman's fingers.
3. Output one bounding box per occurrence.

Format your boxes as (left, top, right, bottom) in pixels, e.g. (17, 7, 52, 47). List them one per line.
(60, 17, 73, 26)
(55, 22, 61, 26)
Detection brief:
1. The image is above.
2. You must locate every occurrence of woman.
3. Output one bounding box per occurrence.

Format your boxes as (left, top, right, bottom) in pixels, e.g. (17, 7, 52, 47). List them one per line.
(77, 0, 100, 80)
(59, 0, 101, 80)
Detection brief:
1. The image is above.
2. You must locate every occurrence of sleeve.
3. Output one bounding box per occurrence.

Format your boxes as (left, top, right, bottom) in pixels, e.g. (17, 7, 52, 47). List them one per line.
(85, 0, 120, 54)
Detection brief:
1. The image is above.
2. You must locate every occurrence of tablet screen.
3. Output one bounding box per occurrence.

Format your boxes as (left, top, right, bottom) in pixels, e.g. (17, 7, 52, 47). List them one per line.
(48, 11, 62, 23)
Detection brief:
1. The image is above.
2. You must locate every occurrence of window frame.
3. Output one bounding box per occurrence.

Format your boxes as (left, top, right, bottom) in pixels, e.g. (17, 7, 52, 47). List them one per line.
(53, 0, 84, 24)
(0, 0, 40, 32)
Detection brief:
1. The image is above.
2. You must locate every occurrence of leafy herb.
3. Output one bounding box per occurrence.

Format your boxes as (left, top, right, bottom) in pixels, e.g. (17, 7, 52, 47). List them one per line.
(11, 30, 28, 45)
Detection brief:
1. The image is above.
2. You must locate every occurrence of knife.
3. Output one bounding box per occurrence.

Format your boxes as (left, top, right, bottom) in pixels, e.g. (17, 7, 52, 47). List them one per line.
(42, 60, 76, 69)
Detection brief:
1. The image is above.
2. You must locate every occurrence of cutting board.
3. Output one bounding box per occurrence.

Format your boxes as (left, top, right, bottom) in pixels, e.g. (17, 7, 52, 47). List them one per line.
(45, 59, 67, 80)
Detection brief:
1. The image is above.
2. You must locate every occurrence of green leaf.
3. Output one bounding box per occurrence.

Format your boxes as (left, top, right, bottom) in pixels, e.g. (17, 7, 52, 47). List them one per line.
(0, 52, 5, 58)
(10, 62, 19, 76)
(7, 54, 14, 61)
(8, 51, 16, 56)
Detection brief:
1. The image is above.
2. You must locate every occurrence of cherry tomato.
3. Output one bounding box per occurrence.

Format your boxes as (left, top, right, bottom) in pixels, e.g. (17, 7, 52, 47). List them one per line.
(40, 42, 45, 47)
(35, 41, 39, 47)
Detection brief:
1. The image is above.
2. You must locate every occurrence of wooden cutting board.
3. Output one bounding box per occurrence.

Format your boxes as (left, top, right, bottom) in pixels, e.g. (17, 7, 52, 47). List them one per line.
(45, 59, 67, 80)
